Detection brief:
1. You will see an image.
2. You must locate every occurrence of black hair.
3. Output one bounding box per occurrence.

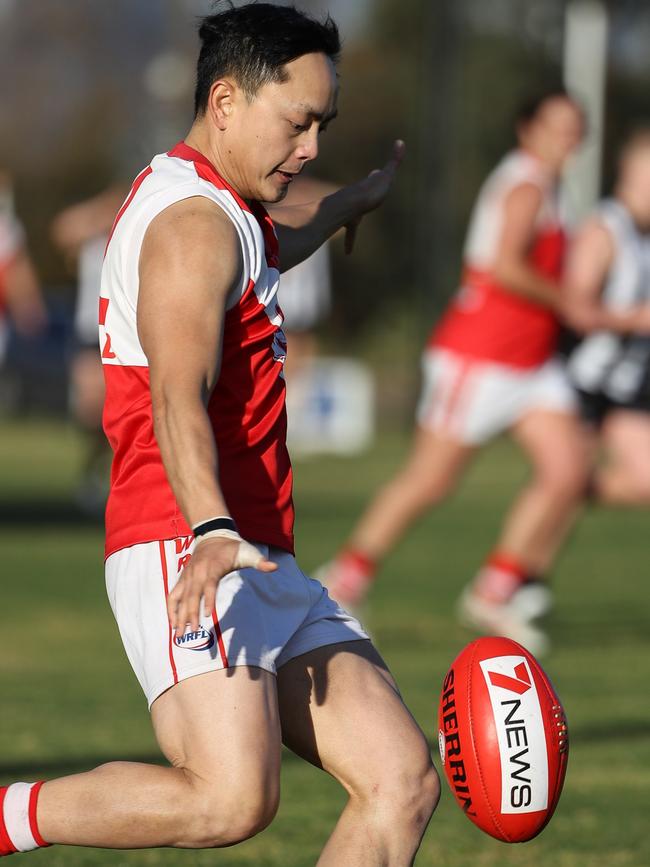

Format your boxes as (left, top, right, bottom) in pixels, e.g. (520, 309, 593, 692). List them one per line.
(515, 85, 583, 128)
(194, 2, 340, 116)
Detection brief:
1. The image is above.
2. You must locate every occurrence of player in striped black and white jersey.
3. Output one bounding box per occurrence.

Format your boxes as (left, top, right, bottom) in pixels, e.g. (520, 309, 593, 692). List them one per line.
(565, 128, 650, 505)
(0, 4, 438, 862)
(320, 89, 587, 654)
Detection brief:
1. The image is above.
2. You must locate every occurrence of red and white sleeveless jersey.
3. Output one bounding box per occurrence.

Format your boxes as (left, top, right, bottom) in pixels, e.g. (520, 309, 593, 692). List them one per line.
(431, 150, 566, 368)
(100, 141, 294, 558)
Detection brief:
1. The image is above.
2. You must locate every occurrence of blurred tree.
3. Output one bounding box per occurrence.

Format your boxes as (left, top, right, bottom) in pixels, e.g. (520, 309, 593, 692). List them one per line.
(2, 0, 650, 340)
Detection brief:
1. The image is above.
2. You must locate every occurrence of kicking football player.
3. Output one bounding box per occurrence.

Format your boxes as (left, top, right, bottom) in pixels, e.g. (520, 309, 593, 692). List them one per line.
(566, 127, 650, 504)
(0, 5, 438, 863)
(320, 89, 587, 654)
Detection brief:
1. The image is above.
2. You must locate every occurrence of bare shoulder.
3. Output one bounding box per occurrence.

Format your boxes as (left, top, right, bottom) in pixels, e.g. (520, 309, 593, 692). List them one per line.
(505, 181, 544, 211)
(144, 195, 238, 253)
(140, 195, 242, 298)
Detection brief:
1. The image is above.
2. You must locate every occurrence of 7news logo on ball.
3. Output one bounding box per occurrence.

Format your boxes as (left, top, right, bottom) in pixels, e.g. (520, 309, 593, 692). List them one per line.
(438, 636, 569, 843)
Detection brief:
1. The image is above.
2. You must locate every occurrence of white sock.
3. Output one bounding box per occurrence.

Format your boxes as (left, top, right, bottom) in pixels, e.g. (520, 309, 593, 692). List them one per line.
(0, 782, 49, 854)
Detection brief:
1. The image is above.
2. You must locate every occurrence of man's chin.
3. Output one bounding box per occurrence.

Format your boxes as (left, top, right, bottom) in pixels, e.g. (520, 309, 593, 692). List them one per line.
(263, 183, 289, 204)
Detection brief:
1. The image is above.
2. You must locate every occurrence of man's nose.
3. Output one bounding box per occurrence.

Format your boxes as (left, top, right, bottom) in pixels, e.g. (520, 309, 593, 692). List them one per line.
(296, 128, 319, 162)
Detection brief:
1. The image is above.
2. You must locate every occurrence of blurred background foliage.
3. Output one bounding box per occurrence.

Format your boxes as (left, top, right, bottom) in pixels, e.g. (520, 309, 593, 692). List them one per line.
(2, 0, 650, 400)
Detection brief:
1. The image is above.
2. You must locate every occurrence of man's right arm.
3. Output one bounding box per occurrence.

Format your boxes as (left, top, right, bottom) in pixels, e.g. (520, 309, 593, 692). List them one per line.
(138, 197, 276, 636)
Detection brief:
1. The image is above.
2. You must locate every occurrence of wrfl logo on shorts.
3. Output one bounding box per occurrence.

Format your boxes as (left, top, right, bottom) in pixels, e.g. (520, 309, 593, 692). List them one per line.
(175, 627, 215, 651)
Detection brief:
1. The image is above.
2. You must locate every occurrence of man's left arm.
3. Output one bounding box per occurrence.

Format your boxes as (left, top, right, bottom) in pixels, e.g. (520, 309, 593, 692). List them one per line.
(269, 140, 404, 272)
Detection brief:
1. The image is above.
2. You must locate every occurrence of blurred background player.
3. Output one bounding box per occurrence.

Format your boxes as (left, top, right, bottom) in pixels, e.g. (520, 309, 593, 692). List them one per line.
(51, 184, 126, 513)
(273, 175, 336, 384)
(320, 89, 587, 654)
(565, 127, 650, 505)
(271, 175, 377, 458)
(0, 171, 47, 373)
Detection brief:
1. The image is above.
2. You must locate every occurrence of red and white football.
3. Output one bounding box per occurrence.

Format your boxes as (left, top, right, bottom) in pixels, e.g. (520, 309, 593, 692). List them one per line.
(437, 636, 568, 843)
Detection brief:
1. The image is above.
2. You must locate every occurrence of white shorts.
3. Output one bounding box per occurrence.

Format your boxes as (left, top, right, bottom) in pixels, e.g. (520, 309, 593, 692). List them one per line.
(416, 348, 576, 445)
(106, 538, 369, 708)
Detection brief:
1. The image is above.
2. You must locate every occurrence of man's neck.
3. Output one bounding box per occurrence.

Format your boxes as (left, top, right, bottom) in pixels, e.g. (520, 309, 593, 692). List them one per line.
(184, 123, 248, 200)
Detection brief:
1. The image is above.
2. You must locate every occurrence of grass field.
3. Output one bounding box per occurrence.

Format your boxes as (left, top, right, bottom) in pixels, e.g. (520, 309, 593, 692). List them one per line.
(1, 418, 649, 866)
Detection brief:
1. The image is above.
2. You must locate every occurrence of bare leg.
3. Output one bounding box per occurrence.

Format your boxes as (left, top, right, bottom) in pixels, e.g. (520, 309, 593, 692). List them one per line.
(278, 641, 439, 867)
(348, 426, 475, 560)
(36, 668, 281, 849)
(596, 410, 650, 505)
(494, 410, 590, 574)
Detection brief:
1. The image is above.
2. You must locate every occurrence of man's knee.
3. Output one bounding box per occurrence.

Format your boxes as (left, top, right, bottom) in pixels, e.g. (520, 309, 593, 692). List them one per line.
(390, 761, 440, 831)
(537, 460, 590, 502)
(187, 779, 280, 848)
(355, 752, 440, 833)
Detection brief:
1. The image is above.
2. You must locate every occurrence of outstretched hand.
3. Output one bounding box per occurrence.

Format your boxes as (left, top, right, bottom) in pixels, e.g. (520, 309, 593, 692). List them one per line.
(344, 139, 406, 255)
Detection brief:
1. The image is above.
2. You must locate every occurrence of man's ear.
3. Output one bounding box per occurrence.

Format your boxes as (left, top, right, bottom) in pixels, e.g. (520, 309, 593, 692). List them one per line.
(207, 79, 237, 130)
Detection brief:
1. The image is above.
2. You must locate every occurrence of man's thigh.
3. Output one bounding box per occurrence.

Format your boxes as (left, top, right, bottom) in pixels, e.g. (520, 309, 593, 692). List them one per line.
(276, 640, 432, 794)
(151, 667, 282, 794)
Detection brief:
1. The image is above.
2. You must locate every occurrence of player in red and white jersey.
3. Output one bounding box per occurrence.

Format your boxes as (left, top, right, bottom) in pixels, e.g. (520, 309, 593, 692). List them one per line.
(320, 89, 587, 654)
(0, 173, 47, 364)
(0, 5, 439, 862)
(51, 184, 127, 513)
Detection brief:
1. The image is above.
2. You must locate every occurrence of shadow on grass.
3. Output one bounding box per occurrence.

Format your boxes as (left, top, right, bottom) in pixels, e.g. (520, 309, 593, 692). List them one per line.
(0, 499, 102, 527)
(3, 719, 650, 780)
(0, 748, 307, 780)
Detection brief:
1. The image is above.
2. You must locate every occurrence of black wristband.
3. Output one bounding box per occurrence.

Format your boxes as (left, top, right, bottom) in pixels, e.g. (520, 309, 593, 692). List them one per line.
(193, 517, 238, 537)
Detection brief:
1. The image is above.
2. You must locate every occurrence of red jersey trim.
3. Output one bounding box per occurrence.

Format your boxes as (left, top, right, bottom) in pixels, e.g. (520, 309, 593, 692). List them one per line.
(211, 608, 229, 668)
(167, 141, 252, 214)
(159, 542, 179, 686)
(27, 782, 49, 849)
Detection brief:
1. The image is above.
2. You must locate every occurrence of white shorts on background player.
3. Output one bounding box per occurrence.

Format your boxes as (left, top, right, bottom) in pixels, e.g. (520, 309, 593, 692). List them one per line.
(106, 539, 369, 708)
(416, 348, 576, 445)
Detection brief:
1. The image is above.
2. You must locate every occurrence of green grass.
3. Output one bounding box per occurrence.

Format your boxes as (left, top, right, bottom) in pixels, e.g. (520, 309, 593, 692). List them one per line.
(1, 419, 649, 866)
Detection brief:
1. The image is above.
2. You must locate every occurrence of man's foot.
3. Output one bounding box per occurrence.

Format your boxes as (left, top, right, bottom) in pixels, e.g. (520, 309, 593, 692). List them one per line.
(314, 549, 376, 610)
(457, 586, 550, 656)
(509, 579, 554, 621)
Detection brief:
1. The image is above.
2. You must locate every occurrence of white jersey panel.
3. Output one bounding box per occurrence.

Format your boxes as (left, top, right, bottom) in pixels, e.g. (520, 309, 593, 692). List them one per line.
(100, 152, 273, 368)
(463, 151, 558, 270)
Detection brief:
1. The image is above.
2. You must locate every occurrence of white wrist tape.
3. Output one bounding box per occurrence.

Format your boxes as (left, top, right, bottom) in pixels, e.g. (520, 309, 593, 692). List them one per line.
(194, 529, 266, 570)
